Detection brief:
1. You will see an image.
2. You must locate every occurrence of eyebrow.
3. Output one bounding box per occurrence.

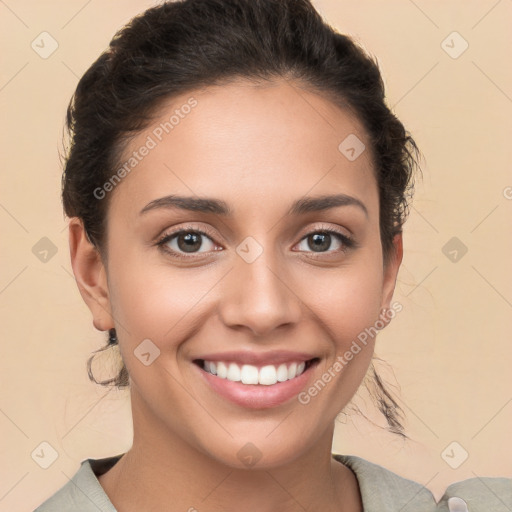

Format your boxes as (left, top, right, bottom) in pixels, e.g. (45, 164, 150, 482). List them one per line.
(139, 193, 368, 218)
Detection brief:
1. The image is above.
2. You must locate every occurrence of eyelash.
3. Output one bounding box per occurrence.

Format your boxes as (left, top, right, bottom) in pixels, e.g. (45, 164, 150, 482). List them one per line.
(155, 223, 357, 260)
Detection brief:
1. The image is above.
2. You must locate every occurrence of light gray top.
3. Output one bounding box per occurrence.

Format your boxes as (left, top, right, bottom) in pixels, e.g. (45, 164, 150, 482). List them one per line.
(34, 452, 512, 511)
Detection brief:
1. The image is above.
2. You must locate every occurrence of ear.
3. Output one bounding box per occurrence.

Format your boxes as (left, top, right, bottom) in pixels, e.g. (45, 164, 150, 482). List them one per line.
(379, 232, 403, 328)
(68, 217, 114, 332)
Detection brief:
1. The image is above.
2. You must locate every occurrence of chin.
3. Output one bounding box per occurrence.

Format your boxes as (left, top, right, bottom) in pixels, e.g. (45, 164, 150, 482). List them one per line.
(195, 430, 317, 471)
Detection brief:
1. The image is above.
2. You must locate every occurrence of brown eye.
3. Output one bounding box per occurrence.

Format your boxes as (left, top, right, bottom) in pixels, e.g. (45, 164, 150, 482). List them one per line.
(157, 228, 219, 259)
(175, 232, 204, 253)
(296, 229, 354, 254)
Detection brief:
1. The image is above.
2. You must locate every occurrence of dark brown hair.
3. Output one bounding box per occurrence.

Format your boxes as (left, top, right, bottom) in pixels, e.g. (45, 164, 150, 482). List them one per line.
(62, 0, 421, 439)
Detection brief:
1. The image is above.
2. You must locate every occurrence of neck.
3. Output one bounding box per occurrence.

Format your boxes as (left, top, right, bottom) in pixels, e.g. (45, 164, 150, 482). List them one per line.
(98, 389, 362, 512)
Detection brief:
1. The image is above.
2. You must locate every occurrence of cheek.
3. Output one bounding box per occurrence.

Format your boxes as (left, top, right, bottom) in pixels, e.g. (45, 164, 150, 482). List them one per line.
(107, 246, 226, 361)
(299, 262, 384, 343)
(295, 270, 382, 413)
(107, 270, 214, 396)
(110, 269, 211, 337)
(299, 261, 383, 384)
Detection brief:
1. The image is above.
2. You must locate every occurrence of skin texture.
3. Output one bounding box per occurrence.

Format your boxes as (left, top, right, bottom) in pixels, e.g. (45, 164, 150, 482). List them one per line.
(69, 78, 403, 512)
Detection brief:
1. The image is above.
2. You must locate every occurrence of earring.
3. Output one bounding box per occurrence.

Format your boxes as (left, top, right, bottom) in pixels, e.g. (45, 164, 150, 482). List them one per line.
(108, 328, 118, 345)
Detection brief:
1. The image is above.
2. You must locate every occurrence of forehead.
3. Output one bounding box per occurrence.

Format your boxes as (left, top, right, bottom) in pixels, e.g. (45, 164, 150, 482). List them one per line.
(108, 79, 377, 218)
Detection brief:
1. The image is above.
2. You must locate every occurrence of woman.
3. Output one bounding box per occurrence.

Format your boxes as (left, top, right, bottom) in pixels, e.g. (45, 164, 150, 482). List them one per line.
(34, 0, 511, 510)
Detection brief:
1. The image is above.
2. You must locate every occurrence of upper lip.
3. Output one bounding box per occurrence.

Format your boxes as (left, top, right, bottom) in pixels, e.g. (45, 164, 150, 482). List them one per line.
(193, 350, 318, 366)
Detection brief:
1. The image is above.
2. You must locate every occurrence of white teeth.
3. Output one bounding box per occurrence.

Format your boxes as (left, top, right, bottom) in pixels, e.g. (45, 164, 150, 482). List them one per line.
(216, 361, 228, 379)
(259, 365, 277, 386)
(201, 359, 310, 385)
(240, 364, 259, 384)
(288, 362, 297, 379)
(276, 363, 289, 382)
(227, 363, 241, 381)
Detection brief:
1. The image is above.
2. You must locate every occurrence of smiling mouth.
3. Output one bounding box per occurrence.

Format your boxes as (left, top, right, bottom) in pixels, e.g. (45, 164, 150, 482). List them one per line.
(193, 358, 320, 386)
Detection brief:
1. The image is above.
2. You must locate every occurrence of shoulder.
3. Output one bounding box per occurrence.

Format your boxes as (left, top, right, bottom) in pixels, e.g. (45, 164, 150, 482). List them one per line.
(333, 453, 512, 512)
(33, 454, 123, 512)
(334, 453, 437, 511)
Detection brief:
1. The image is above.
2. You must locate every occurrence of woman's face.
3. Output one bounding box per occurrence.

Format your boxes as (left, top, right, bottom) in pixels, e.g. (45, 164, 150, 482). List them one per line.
(72, 78, 402, 468)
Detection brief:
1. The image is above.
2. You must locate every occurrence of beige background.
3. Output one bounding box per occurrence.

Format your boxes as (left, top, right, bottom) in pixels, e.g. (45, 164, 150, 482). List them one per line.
(1, 0, 511, 510)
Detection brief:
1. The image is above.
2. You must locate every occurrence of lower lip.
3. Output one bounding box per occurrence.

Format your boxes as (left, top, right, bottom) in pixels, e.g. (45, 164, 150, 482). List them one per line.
(193, 360, 318, 409)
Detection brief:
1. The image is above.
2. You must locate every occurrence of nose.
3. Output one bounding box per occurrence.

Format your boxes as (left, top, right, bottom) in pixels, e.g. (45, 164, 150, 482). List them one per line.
(217, 246, 303, 337)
